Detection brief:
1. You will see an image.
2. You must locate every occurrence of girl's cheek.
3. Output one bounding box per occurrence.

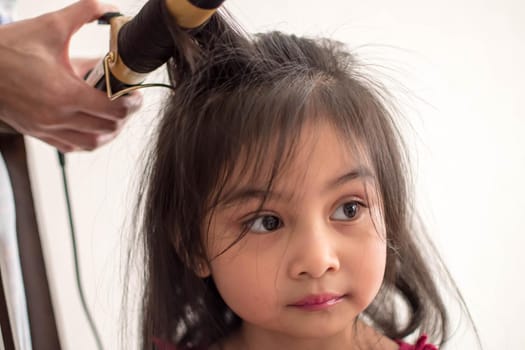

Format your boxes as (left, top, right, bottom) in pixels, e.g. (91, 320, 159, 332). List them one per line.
(346, 228, 387, 309)
(205, 213, 242, 258)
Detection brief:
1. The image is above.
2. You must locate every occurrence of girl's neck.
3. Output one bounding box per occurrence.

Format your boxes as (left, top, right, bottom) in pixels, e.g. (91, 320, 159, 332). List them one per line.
(216, 320, 398, 350)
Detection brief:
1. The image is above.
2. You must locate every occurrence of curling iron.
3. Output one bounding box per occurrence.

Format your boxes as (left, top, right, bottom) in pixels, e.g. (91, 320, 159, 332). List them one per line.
(86, 0, 226, 99)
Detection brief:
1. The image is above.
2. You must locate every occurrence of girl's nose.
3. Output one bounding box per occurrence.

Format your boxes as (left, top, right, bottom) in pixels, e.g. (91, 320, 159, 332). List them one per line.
(287, 221, 341, 279)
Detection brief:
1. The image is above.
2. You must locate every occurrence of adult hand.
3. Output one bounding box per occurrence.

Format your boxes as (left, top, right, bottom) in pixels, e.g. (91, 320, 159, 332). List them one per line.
(0, 0, 143, 152)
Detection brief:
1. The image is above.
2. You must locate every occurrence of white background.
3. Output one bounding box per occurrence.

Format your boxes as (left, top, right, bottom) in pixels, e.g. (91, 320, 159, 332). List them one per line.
(12, 0, 525, 349)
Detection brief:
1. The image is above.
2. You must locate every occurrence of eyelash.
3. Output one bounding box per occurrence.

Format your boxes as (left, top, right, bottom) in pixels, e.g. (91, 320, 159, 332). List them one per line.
(330, 199, 368, 222)
(241, 198, 368, 234)
(242, 213, 282, 233)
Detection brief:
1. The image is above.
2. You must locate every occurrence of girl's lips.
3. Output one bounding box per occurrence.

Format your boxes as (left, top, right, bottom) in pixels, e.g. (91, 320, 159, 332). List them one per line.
(289, 293, 346, 311)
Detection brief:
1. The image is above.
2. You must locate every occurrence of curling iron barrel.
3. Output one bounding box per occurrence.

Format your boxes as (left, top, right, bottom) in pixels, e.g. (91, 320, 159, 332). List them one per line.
(85, 0, 225, 99)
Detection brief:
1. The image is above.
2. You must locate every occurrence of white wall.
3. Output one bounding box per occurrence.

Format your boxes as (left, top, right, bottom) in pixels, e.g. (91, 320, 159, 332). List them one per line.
(14, 0, 524, 349)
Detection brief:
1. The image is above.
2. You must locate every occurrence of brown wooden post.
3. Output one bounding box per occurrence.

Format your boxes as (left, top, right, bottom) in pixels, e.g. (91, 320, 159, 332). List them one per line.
(0, 134, 61, 350)
(0, 266, 15, 350)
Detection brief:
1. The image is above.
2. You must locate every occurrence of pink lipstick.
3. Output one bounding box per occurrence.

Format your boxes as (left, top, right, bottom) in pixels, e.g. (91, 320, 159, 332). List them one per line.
(289, 293, 345, 311)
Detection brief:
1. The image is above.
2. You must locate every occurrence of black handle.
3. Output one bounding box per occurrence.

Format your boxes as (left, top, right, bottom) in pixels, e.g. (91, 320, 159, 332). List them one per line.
(117, 0, 225, 74)
(117, 0, 173, 74)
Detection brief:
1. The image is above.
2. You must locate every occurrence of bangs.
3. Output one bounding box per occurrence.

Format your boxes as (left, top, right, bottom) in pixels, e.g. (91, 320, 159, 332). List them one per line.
(193, 79, 388, 258)
(202, 78, 377, 213)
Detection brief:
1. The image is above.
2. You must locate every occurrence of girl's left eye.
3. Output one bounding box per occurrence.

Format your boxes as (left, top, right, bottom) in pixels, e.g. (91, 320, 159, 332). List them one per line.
(246, 215, 282, 233)
(331, 201, 364, 221)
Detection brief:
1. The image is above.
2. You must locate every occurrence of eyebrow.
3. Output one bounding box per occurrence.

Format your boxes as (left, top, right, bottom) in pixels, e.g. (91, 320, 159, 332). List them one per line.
(216, 188, 282, 209)
(325, 167, 374, 192)
(216, 167, 374, 208)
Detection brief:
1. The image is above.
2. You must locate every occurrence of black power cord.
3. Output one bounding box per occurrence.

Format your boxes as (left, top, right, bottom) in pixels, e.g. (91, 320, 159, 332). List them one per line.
(57, 151, 104, 350)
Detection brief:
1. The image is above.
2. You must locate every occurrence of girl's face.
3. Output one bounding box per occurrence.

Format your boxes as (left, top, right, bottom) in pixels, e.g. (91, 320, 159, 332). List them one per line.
(204, 120, 387, 345)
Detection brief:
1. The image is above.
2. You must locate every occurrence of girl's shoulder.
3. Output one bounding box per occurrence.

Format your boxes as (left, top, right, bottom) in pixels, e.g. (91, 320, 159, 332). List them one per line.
(395, 334, 438, 350)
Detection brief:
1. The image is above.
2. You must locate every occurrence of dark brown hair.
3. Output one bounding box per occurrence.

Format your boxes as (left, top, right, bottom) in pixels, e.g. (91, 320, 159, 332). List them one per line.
(127, 10, 474, 350)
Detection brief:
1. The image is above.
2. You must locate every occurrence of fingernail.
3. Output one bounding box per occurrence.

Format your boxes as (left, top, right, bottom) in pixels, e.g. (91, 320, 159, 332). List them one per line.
(125, 93, 143, 107)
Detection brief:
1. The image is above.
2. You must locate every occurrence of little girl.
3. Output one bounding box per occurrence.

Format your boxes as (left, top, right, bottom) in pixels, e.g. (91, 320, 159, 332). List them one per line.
(129, 10, 472, 350)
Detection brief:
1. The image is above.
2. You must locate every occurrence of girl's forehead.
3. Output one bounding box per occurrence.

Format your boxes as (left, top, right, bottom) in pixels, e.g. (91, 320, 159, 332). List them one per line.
(221, 120, 375, 197)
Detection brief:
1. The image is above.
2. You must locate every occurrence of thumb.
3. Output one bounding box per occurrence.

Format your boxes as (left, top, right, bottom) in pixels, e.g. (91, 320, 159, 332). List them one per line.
(56, 0, 119, 35)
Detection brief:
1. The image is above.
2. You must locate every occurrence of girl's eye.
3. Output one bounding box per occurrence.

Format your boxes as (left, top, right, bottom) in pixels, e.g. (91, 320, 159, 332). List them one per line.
(331, 201, 363, 221)
(246, 215, 282, 233)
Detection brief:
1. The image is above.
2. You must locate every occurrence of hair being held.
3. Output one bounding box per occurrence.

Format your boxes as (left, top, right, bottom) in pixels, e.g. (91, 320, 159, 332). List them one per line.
(124, 9, 478, 350)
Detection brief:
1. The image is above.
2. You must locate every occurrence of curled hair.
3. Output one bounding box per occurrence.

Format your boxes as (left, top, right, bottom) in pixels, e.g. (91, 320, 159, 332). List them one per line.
(127, 10, 474, 350)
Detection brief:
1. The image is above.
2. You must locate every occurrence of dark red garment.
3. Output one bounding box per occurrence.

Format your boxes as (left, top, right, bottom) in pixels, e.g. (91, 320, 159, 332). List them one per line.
(396, 334, 438, 350)
(154, 334, 438, 350)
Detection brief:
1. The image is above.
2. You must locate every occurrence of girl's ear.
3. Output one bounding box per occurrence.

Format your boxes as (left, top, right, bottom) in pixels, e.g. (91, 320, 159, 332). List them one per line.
(195, 260, 211, 278)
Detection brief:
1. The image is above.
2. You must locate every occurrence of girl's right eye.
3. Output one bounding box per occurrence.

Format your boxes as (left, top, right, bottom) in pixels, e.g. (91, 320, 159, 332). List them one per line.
(246, 215, 282, 233)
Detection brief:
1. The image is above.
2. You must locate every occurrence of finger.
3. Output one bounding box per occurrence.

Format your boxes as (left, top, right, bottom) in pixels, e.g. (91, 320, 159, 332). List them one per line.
(38, 136, 79, 153)
(47, 129, 115, 151)
(50, 112, 122, 134)
(120, 91, 143, 115)
(74, 86, 143, 121)
(57, 0, 119, 35)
